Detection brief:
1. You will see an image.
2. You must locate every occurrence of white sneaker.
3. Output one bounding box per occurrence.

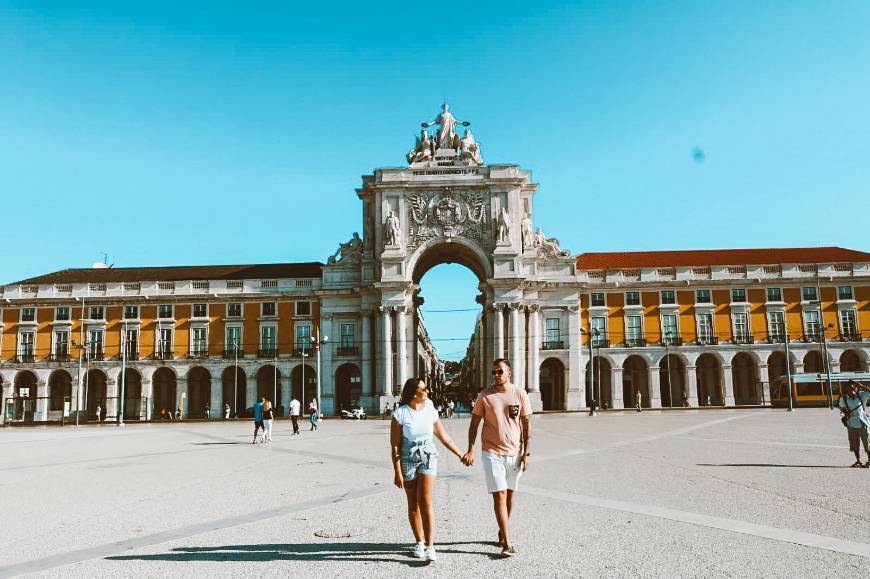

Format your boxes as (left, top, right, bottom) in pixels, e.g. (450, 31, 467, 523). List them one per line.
(411, 542, 425, 559)
(424, 546, 437, 562)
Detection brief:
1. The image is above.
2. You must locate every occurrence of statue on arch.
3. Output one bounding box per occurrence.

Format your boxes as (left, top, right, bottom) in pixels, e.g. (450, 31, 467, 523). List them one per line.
(496, 206, 511, 244)
(534, 226, 571, 258)
(384, 211, 401, 247)
(407, 129, 434, 165)
(521, 214, 533, 252)
(422, 103, 470, 150)
(459, 129, 483, 165)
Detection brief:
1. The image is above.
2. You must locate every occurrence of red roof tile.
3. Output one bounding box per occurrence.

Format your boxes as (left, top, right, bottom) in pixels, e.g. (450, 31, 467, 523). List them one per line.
(576, 247, 870, 270)
(10, 262, 324, 285)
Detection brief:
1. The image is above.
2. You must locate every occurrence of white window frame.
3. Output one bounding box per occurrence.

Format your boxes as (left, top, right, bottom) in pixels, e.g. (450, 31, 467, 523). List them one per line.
(156, 326, 173, 357)
(768, 311, 786, 341)
(731, 288, 747, 303)
(157, 304, 174, 320)
(545, 318, 561, 346)
(590, 316, 607, 346)
(88, 306, 104, 320)
(625, 315, 643, 345)
(123, 305, 140, 320)
(226, 325, 243, 352)
(227, 303, 243, 318)
(801, 286, 818, 303)
(661, 313, 679, 344)
(695, 289, 712, 305)
(123, 326, 140, 358)
(803, 309, 821, 340)
(295, 301, 312, 317)
(732, 312, 750, 343)
(696, 313, 714, 343)
(52, 329, 70, 358)
(837, 285, 854, 301)
(18, 330, 35, 357)
(260, 324, 277, 351)
(590, 292, 606, 308)
(659, 290, 676, 305)
(261, 302, 277, 318)
(191, 326, 208, 356)
(295, 323, 312, 352)
(21, 307, 37, 323)
(88, 328, 104, 358)
(766, 287, 783, 303)
(55, 306, 71, 322)
(839, 309, 858, 338)
(192, 303, 208, 319)
(624, 291, 641, 307)
(340, 323, 355, 349)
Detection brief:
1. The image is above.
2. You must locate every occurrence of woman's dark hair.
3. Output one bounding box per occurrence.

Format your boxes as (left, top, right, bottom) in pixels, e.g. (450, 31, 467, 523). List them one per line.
(399, 377, 426, 406)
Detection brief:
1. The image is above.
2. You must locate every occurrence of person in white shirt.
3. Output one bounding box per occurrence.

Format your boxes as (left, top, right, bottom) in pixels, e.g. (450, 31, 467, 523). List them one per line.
(391, 377, 464, 562)
(289, 397, 301, 435)
(839, 380, 870, 468)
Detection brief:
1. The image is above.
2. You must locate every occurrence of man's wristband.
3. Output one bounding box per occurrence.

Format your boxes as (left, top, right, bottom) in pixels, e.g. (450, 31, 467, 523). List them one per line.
(523, 451, 531, 457)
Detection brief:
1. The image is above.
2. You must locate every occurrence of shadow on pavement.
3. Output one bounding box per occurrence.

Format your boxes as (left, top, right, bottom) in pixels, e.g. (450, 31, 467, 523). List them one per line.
(105, 541, 503, 565)
(188, 442, 246, 446)
(697, 463, 846, 468)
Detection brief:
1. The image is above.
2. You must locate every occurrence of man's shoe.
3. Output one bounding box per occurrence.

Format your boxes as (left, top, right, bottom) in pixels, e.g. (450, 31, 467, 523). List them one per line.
(501, 545, 517, 557)
(424, 546, 437, 562)
(411, 542, 425, 559)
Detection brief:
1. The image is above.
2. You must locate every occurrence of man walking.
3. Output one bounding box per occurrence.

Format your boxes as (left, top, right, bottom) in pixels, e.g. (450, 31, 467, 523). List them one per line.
(839, 380, 870, 467)
(289, 396, 301, 436)
(462, 358, 532, 557)
(252, 397, 265, 444)
(635, 388, 642, 412)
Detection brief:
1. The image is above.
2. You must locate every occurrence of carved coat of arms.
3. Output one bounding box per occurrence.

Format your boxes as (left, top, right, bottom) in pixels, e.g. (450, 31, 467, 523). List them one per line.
(407, 189, 488, 249)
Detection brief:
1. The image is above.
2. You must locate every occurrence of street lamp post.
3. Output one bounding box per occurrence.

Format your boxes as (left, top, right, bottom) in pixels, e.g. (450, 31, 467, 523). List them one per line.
(783, 330, 795, 412)
(815, 274, 834, 410)
(75, 297, 86, 426)
(584, 327, 600, 416)
(119, 321, 127, 426)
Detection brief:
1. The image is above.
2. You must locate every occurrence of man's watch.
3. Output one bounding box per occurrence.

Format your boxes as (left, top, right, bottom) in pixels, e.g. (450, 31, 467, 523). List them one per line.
(523, 452, 531, 457)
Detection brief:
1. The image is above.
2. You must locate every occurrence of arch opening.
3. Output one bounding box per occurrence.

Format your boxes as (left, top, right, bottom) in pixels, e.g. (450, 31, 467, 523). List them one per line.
(622, 356, 649, 408)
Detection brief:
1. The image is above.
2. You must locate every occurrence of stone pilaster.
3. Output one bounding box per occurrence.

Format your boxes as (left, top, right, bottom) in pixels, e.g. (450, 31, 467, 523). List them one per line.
(721, 364, 735, 406)
(685, 365, 699, 407)
(360, 310, 373, 396)
(649, 366, 662, 408)
(611, 367, 625, 408)
(379, 306, 393, 396)
(527, 305, 541, 393)
(210, 377, 223, 419)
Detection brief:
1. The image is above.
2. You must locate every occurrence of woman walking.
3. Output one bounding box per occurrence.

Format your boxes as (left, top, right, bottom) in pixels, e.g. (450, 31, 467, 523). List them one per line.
(262, 399, 274, 443)
(308, 398, 319, 431)
(391, 377, 464, 562)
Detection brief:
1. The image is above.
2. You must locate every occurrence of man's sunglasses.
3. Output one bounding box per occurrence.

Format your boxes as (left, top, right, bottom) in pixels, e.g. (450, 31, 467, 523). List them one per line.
(492, 369, 506, 375)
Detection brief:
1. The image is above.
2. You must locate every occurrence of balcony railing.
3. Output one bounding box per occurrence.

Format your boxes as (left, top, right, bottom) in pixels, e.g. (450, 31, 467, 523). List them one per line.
(223, 348, 243, 359)
(294, 348, 313, 357)
(591, 338, 610, 348)
(801, 333, 822, 343)
(696, 336, 719, 345)
(839, 333, 863, 342)
(258, 348, 279, 358)
(542, 340, 565, 350)
(154, 350, 173, 361)
(124, 351, 139, 361)
(88, 352, 105, 361)
(661, 337, 682, 346)
(625, 337, 647, 347)
(732, 334, 754, 345)
(50, 351, 70, 362)
(16, 352, 35, 363)
(336, 346, 360, 356)
(189, 350, 209, 359)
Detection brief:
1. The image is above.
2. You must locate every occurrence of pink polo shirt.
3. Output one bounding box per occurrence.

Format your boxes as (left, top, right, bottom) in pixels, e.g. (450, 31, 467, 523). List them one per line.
(472, 384, 532, 456)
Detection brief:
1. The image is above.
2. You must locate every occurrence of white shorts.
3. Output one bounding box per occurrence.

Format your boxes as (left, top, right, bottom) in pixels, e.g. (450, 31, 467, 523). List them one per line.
(482, 451, 523, 493)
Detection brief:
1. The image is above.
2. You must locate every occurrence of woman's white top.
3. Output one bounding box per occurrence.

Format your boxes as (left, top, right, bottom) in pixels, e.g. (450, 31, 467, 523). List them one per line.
(393, 399, 439, 443)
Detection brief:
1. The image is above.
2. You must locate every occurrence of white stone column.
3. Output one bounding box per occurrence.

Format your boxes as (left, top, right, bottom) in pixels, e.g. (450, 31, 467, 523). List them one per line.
(685, 365, 699, 407)
(567, 306, 581, 391)
(396, 306, 408, 390)
(105, 378, 117, 422)
(320, 314, 334, 413)
(210, 377, 222, 419)
(649, 366, 662, 408)
(493, 304, 504, 362)
(36, 379, 49, 422)
(380, 306, 392, 396)
(509, 304, 521, 381)
(177, 377, 188, 418)
(361, 311, 373, 397)
(142, 379, 153, 420)
(758, 363, 770, 405)
(280, 376, 292, 416)
(722, 364, 735, 406)
(528, 306, 541, 393)
(612, 367, 625, 408)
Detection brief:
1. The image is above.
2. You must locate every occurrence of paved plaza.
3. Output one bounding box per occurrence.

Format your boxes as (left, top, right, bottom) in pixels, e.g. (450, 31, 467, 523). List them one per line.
(1, 409, 869, 577)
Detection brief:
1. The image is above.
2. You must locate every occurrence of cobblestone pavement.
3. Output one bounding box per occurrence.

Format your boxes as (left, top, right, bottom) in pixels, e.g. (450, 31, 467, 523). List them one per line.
(1, 408, 868, 577)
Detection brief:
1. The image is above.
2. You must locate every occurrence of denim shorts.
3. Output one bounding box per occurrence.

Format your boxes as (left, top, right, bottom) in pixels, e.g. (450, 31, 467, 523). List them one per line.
(401, 455, 438, 481)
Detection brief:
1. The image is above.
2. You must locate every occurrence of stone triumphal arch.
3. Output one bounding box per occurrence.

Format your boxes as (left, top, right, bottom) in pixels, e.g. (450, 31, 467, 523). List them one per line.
(321, 105, 579, 412)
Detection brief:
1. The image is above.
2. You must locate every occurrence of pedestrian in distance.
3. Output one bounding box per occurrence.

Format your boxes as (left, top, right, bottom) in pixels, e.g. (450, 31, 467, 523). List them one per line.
(462, 358, 532, 558)
(309, 398, 319, 431)
(176, 406, 183, 421)
(448, 400, 455, 418)
(262, 399, 274, 443)
(289, 396, 301, 435)
(253, 397, 265, 443)
(839, 380, 870, 468)
(95, 405, 101, 422)
(205, 404, 210, 419)
(391, 377, 464, 563)
(635, 388, 642, 412)
(224, 403, 231, 419)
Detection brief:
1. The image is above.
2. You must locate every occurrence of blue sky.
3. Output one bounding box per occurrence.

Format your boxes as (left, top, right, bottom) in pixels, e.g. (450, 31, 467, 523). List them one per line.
(2, 1, 868, 359)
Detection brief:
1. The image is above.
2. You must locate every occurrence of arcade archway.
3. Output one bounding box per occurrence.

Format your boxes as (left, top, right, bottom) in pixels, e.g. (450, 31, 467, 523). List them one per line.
(540, 357, 565, 410)
(335, 363, 362, 413)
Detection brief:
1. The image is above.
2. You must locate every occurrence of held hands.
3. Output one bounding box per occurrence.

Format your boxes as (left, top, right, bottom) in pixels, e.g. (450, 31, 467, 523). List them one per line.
(461, 451, 475, 467)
